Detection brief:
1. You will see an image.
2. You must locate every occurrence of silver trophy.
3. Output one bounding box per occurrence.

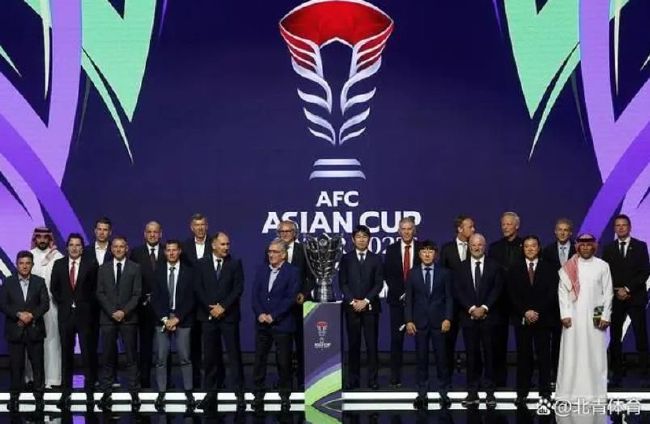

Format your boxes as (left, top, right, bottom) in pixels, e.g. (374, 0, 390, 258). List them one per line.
(302, 233, 344, 303)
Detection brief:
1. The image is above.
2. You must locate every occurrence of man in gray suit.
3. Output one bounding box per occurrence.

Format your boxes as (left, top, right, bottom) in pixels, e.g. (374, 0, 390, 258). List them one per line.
(95, 236, 142, 411)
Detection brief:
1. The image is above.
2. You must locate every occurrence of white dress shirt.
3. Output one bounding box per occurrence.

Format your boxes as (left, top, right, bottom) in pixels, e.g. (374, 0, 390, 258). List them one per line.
(456, 238, 468, 262)
(617, 236, 631, 257)
(113, 259, 126, 281)
(195, 238, 206, 260)
(469, 256, 488, 314)
(95, 242, 108, 265)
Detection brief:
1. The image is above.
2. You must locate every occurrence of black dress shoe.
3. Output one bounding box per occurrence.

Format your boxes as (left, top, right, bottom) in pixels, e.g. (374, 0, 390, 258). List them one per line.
(462, 394, 480, 407)
(235, 393, 246, 411)
(85, 392, 95, 406)
(514, 396, 527, 407)
(439, 394, 451, 408)
(154, 392, 165, 411)
(280, 397, 291, 412)
(413, 395, 428, 410)
(389, 381, 402, 389)
(486, 394, 497, 408)
(7, 397, 19, 412)
(97, 392, 112, 410)
(35, 397, 45, 412)
(251, 395, 264, 412)
(185, 391, 197, 410)
(197, 393, 216, 411)
(131, 392, 141, 411)
(57, 392, 72, 411)
(369, 381, 379, 390)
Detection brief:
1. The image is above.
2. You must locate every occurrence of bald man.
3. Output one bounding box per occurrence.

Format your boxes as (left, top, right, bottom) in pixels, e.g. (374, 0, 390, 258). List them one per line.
(129, 221, 167, 389)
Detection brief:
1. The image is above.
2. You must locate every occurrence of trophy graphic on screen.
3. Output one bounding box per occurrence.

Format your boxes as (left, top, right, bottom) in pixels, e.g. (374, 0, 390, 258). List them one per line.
(279, 0, 394, 180)
(303, 233, 344, 302)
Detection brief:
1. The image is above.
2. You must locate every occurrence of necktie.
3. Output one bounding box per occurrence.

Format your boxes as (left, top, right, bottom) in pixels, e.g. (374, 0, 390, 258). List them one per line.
(425, 267, 432, 294)
(69, 260, 77, 290)
(215, 259, 222, 280)
(620, 241, 627, 258)
(359, 253, 365, 264)
(168, 266, 176, 309)
(474, 261, 482, 291)
(461, 243, 468, 261)
(559, 246, 567, 265)
(150, 247, 157, 270)
(403, 245, 411, 282)
(528, 262, 535, 285)
(116, 262, 122, 286)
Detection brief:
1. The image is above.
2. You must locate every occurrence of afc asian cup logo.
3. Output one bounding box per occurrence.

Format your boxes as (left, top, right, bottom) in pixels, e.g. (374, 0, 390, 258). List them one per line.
(279, 0, 394, 180)
(315, 320, 332, 349)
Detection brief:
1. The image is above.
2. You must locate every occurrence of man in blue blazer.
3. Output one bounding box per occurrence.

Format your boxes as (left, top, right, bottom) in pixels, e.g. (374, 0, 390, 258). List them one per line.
(405, 240, 453, 409)
(150, 240, 196, 411)
(339, 225, 384, 390)
(251, 238, 300, 412)
(0, 250, 50, 412)
(453, 233, 503, 408)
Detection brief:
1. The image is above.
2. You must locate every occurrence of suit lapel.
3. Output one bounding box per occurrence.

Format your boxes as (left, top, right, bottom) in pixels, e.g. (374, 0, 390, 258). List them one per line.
(25, 276, 37, 304)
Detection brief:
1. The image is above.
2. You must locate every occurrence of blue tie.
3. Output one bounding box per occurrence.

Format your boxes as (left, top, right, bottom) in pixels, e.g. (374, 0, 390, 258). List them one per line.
(425, 267, 432, 294)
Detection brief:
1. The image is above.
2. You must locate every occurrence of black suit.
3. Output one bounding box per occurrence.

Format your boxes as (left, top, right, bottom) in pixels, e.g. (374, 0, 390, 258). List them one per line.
(507, 259, 557, 398)
(0, 274, 49, 399)
(603, 237, 650, 381)
(339, 250, 383, 388)
(383, 240, 421, 385)
(50, 256, 99, 393)
(453, 257, 503, 396)
(488, 236, 523, 387)
(195, 254, 245, 394)
(181, 236, 209, 387)
(96, 259, 142, 392)
(439, 239, 468, 377)
(129, 244, 166, 388)
(541, 241, 574, 378)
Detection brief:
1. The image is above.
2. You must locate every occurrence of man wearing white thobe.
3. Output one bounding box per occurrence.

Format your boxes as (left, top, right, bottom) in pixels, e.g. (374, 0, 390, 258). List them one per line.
(556, 234, 613, 402)
(29, 227, 64, 388)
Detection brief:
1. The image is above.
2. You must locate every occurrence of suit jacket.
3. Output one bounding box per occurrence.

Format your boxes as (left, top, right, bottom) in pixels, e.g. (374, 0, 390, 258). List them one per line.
(383, 240, 422, 305)
(82, 243, 112, 266)
(195, 255, 244, 323)
(404, 264, 453, 330)
(50, 255, 98, 323)
(96, 259, 142, 325)
(603, 238, 650, 306)
(181, 237, 210, 265)
(488, 237, 524, 271)
(542, 242, 575, 271)
(251, 262, 300, 333)
(151, 263, 195, 327)
(506, 259, 559, 327)
(453, 257, 503, 326)
(129, 243, 166, 298)
(439, 240, 465, 272)
(264, 241, 315, 299)
(339, 250, 384, 313)
(0, 275, 50, 342)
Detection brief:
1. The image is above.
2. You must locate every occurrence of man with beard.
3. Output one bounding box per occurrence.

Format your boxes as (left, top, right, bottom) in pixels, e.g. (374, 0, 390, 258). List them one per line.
(29, 227, 63, 389)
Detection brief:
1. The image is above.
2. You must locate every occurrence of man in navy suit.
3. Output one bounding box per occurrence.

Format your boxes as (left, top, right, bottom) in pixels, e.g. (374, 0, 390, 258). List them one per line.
(603, 214, 650, 386)
(151, 240, 196, 411)
(383, 216, 421, 388)
(0, 251, 50, 412)
(195, 232, 245, 411)
(541, 217, 574, 385)
(404, 240, 453, 409)
(251, 238, 300, 412)
(454, 233, 503, 408)
(507, 235, 557, 405)
(339, 225, 384, 390)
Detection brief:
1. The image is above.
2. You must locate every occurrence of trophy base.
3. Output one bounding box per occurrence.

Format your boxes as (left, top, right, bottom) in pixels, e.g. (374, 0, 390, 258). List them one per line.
(314, 288, 335, 303)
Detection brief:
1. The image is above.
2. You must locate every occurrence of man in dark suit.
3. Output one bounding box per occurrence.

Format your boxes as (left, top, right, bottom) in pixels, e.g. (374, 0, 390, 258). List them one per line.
(439, 215, 476, 378)
(383, 216, 421, 388)
(50, 234, 99, 410)
(488, 211, 523, 388)
(151, 240, 196, 411)
(603, 214, 650, 386)
(129, 221, 166, 389)
(0, 251, 49, 412)
(251, 238, 300, 412)
(404, 240, 453, 409)
(95, 237, 142, 411)
(339, 225, 384, 390)
(454, 233, 503, 408)
(268, 220, 313, 390)
(507, 235, 557, 405)
(541, 217, 574, 385)
(181, 213, 210, 388)
(195, 232, 246, 411)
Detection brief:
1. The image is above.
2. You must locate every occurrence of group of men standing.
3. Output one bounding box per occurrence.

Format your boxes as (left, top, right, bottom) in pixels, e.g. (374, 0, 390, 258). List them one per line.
(0, 211, 648, 412)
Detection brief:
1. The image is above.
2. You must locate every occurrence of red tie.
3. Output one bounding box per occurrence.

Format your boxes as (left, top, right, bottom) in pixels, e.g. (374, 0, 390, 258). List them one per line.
(403, 244, 411, 282)
(70, 260, 77, 290)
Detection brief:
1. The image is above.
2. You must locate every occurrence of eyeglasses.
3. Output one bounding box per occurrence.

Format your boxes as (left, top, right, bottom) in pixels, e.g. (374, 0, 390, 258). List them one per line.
(278, 230, 294, 234)
(267, 249, 282, 254)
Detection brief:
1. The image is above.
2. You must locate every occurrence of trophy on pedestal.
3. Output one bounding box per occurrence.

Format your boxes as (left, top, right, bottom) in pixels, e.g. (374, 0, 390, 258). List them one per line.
(302, 234, 344, 302)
